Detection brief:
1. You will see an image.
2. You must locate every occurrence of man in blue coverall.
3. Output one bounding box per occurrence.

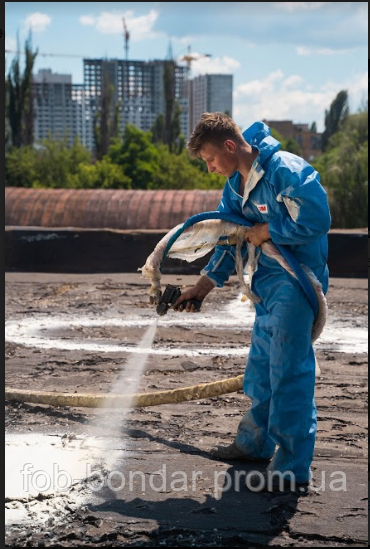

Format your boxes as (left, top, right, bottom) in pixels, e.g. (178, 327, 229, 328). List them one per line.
(175, 112, 331, 490)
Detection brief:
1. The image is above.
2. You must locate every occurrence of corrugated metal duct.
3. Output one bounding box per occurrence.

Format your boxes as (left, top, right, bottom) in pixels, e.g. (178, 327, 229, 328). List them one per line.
(5, 188, 224, 230)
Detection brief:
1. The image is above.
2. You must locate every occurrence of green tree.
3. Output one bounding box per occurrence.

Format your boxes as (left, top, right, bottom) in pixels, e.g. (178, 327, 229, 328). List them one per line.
(5, 137, 133, 189)
(5, 145, 38, 187)
(284, 137, 302, 156)
(313, 110, 368, 228)
(171, 103, 184, 154)
(152, 146, 225, 190)
(67, 157, 131, 189)
(6, 33, 38, 148)
(151, 113, 165, 144)
(93, 68, 119, 160)
(163, 60, 175, 150)
(5, 60, 11, 150)
(5, 137, 91, 188)
(151, 106, 185, 154)
(322, 90, 349, 151)
(108, 124, 160, 189)
(161, 60, 184, 153)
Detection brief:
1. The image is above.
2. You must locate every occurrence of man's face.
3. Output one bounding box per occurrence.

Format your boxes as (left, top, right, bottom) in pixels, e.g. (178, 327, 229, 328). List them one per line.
(199, 141, 237, 178)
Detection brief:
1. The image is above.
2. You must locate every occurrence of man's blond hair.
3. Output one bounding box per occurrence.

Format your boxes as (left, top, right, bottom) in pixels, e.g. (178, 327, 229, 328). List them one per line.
(187, 112, 244, 159)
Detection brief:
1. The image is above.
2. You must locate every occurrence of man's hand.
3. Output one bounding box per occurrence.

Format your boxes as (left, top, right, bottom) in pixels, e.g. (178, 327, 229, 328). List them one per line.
(244, 223, 270, 247)
(174, 276, 214, 313)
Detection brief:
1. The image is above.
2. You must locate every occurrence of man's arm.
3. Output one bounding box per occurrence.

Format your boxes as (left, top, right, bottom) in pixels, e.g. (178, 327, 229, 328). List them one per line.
(174, 181, 248, 313)
(268, 159, 331, 245)
(174, 276, 215, 313)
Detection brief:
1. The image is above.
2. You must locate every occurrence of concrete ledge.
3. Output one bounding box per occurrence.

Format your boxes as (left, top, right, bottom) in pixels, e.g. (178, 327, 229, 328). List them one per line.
(5, 226, 368, 278)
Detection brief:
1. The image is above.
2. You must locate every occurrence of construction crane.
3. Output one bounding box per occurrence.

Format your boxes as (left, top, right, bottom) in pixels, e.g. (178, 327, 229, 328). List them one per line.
(179, 45, 211, 75)
(179, 46, 212, 134)
(122, 17, 130, 61)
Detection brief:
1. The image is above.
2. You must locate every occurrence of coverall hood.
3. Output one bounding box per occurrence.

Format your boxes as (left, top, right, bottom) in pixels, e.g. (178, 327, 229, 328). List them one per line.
(242, 121, 281, 166)
(227, 121, 282, 197)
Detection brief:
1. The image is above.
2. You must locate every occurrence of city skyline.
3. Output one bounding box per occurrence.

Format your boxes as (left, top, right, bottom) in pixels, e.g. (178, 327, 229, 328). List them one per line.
(31, 61, 234, 153)
(6, 2, 368, 133)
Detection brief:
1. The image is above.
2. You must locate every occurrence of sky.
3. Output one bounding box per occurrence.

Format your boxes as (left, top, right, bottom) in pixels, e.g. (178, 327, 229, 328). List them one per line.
(5, 2, 369, 133)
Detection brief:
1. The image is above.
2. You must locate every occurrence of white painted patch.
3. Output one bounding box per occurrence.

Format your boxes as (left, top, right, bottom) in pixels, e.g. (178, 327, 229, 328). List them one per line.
(4, 304, 256, 357)
(5, 433, 90, 500)
(226, 296, 367, 354)
(314, 316, 368, 354)
(4, 297, 367, 356)
(4, 316, 250, 357)
(4, 432, 147, 526)
(5, 433, 95, 526)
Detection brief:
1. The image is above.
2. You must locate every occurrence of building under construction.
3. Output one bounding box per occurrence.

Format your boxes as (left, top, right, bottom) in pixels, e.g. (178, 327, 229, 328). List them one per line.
(83, 58, 189, 150)
(32, 59, 234, 152)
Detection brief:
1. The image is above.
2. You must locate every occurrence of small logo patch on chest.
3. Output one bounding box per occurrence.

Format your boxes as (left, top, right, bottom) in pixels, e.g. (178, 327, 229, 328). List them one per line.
(256, 204, 268, 214)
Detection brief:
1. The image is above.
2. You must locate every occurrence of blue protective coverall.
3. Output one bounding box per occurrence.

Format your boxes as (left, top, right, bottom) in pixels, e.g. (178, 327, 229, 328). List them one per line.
(201, 122, 331, 483)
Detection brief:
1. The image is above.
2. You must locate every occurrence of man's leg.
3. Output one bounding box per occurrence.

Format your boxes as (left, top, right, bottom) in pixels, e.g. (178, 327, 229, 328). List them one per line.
(234, 305, 276, 460)
(265, 284, 317, 484)
(267, 332, 316, 484)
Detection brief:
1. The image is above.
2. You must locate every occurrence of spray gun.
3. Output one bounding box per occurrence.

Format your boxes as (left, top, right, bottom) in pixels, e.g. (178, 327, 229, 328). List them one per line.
(156, 284, 202, 316)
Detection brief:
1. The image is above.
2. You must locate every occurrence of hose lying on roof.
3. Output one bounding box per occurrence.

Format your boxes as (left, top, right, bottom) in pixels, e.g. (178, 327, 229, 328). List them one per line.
(5, 375, 245, 409)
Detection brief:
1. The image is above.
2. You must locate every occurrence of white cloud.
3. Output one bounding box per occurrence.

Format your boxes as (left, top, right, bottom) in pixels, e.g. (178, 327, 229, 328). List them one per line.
(281, 75, 304, 89)
(275, 2, 328, 12)
(335, 71, 368, 114)
(79, 9, 159, 41)
(297, 46, 357, 56)
(236, 70, 284, 96)
(348, 71, 368, 98)
(79, 15, 95, 26)
(127, 10, 160, 41)
(188, 55, 240, 76)
(23, 12, 51, 33)
(233, 70, 368, 133)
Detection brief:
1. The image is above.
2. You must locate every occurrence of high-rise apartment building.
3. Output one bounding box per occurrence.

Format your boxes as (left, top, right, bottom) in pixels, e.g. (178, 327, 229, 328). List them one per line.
(190, 74, 233, 134)
(33, 69, 86, 147)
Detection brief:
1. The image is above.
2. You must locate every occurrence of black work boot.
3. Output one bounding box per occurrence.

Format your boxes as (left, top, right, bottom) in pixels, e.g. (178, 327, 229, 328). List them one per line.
(210, 441, 272, 462)
(247, 471, 310, 492)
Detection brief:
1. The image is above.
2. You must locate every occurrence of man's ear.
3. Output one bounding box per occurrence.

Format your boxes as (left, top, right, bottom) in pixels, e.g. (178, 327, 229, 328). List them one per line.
(224, 139, 236, 153)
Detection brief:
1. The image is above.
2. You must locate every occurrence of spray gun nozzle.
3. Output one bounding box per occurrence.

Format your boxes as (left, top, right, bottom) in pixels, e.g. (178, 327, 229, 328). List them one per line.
(156, 284, 182, 316)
